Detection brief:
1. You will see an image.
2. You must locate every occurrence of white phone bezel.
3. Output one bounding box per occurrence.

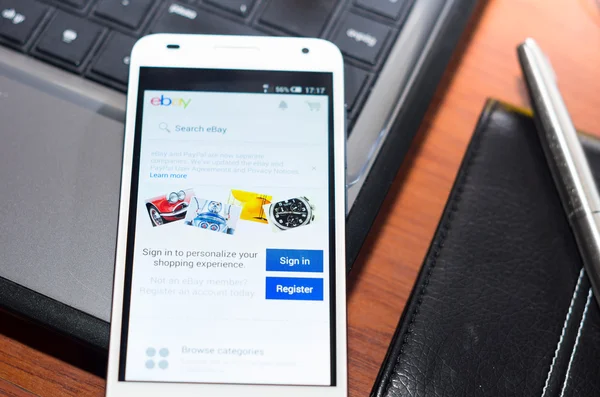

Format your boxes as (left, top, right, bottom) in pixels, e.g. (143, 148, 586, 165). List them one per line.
(105, 34, 347, 397)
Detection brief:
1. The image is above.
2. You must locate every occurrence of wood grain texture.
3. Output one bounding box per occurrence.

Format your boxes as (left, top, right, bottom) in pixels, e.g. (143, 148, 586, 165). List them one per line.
(0, 378, 37, 397)
(1, 1, 599, 396)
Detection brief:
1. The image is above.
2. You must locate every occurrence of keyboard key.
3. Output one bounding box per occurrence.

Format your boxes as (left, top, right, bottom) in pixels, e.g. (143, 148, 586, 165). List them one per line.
(56, 0, 89, 9)
(152, 3, 263, 35)
(344, 63, 368, 110)
(36, 11, 102, 66)
(355, 0, 409, 20)
(91, 32, 136, 85)
(95, 0, 154, 29)
(331, 12, 391, 65)
(259, 0, 337, 37)
(205, 0, 255, 17)
(0, 0, 48, 45)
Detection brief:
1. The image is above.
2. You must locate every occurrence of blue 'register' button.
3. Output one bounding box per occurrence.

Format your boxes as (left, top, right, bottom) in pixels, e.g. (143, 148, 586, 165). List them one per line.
(265, 248, 323, 272)
(265, 277, 323, 301)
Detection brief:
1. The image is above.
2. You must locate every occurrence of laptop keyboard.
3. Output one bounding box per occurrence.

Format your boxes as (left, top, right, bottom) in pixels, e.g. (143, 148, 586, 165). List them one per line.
(0, 0, 415, 132)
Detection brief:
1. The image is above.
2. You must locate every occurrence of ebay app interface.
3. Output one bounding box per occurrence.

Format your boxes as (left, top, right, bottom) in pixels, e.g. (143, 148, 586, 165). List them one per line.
(120, 68, 336, 386)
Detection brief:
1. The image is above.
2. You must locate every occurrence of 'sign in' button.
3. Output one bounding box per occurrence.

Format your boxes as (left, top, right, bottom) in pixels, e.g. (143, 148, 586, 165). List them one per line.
(265, 277, 323, 301)
(266, 248, 323, 272)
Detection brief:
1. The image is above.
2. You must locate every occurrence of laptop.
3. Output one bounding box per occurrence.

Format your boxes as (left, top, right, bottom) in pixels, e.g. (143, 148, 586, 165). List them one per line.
(0, 0, 478, 350)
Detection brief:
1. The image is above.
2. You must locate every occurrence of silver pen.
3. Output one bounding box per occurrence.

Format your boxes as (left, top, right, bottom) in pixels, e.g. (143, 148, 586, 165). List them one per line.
(517, 38, 600, 305)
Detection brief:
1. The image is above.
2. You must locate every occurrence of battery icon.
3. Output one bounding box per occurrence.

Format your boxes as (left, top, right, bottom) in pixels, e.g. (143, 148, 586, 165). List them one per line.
(290, 86, 303, 93)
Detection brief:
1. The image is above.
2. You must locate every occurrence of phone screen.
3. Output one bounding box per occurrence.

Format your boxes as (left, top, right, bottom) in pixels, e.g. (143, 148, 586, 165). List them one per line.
(118, 67, 337, 386)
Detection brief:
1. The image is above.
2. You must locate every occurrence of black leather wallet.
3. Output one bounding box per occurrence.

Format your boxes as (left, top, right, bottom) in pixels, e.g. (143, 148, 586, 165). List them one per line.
(371, 100, 600, 397)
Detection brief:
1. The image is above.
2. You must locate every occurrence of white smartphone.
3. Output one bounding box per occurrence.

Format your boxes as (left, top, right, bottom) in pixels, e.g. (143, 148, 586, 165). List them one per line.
(105, 34, 347, 397)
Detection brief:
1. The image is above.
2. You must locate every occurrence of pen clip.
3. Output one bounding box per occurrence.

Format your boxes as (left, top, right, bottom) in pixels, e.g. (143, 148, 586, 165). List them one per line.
(523, 38, 557, 83)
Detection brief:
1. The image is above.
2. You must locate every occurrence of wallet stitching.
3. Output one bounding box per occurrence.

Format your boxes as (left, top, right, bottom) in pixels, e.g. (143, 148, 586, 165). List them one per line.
(381, 102, 495, 396)
(541, 268, 585, 397)
(559, 288, 593, 397)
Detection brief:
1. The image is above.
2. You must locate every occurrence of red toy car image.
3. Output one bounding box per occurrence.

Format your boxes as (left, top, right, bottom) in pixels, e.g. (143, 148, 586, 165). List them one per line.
(145, 189, 194, 227)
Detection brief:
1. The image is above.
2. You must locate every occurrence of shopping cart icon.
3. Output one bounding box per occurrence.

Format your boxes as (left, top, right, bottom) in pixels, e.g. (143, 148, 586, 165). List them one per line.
(306, 101, 321, 112)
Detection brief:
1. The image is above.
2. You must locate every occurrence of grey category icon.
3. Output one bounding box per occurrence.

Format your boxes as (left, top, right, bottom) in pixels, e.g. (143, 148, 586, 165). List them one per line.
(145, 346, 169, 370)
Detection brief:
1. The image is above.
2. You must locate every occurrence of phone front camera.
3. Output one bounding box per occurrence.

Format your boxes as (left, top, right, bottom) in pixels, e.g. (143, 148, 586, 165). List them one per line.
(302, 48, 309, 54)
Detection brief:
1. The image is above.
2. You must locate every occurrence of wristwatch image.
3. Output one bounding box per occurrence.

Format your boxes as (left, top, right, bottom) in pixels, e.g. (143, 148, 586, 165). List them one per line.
(268, 196, 315, 230)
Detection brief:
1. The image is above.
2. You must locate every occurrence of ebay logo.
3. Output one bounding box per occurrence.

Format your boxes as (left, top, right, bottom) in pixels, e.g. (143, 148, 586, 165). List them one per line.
(150, 94, 191, 109)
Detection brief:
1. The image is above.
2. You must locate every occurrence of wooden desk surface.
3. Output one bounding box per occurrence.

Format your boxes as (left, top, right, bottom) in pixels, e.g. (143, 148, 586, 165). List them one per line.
(1, 0, 599, 395)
